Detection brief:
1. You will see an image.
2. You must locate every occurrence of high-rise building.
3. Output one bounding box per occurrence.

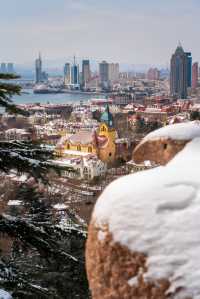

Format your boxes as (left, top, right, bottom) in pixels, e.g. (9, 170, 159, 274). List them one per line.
(186, 52, 192, 87)
(99, 61, 109, 88)
(64, 63, 71, 86)
(7, 63, 14, 74)
(108, 63, 119, 83)
(0, 63, 7, 73)
(99, 61, 119, 89)
(192, 62, 198, 89)
(170, 43, 192, 99)
(82, 60, 91, 88)
(35, 53, 42, 83)
(71, 56, 79, 86)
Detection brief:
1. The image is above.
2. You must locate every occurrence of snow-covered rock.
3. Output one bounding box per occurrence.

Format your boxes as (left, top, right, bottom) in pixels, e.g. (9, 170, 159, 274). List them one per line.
(86, 123, 200, 299)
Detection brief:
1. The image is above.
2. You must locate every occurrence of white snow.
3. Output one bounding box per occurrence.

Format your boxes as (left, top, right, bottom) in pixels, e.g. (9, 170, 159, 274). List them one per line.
(7, 200, 22, 206)
(0, 290, 12, 299)
(143, 120, 200, 142)
(93, 136, 200, 298)
(53, 203, 68, 210)
(98, 230, 107, 242)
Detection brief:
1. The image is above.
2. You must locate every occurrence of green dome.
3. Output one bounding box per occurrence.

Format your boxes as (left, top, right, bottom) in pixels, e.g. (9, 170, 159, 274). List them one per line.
(100, 104, 113, 127)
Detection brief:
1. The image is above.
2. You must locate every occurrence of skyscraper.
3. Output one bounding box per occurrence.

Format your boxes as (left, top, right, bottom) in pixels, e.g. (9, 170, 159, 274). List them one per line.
(192, 62, 198, 89)
(71, 56, 79, 86)
(108, 63, 119, 83)
(99, 61, 119, 89)
(7, 63, 14, 74)
(0, 63, 7, 73)
(64, 63, 71, 86)
(186, 52, 192, 87)
(82, 60, 91, 88)
(99, 61, 109, 89)
(170, 43, 192, 99)
(35, 53, 42, 84)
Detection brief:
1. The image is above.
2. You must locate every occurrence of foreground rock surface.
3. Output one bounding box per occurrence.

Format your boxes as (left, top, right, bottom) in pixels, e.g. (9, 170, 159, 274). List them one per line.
(86, 122, 200, 299)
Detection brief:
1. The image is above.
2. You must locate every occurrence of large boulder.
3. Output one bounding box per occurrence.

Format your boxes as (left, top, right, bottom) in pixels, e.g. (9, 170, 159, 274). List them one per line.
(86, 122, 200, 299)
(133, 121, 200, 165)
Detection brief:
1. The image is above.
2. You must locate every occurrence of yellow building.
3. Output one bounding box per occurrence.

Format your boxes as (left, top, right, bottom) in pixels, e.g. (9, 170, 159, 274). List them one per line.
(55, 104, 118, 164)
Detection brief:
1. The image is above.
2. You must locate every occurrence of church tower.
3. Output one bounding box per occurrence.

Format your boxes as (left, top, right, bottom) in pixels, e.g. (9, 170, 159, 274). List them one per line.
(98, 104, 117, 164)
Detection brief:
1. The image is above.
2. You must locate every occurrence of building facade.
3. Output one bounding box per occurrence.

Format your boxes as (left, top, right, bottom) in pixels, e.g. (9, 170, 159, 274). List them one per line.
(82, 60, 91, 89)
(0, 63, 7, 73)
(99, 61, 109, 89)
(64, 63, 71, 86)
(192, 62, 198, 89)
(7, 63, 14, 73)
(35, 53, 43, 84)
(146, 68, 160, 80)
(170, 44, 192, 99)
(71, 57, 79, 86)
(55, 104, 118, 165)
(108, 63, 119, 83)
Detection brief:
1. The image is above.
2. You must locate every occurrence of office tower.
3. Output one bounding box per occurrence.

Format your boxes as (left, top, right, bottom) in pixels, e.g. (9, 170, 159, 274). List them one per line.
(170, 43, 192, 99)
(99, 61, 110, 88)
(192, 62, 198, 89)
(71, 56, 79, 85)
(64, 63, 71, 86)
(0, 63, 7, 73)
(108, 63, 119, 83)
(82, 60, 91, 88)
(99, 61, 119, 89)
(7, 63, 14, 73)
(35, 53, 43, 83)
(186, 52, 192, 87)
(147, 68, 160, 80)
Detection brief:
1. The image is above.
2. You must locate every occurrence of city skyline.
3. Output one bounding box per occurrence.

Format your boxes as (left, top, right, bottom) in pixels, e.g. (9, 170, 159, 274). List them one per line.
(1, 0, 200, 66)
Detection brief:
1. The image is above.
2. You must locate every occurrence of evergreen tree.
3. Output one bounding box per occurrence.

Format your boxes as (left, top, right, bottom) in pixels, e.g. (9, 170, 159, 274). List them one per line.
(0, 74, 90, 298)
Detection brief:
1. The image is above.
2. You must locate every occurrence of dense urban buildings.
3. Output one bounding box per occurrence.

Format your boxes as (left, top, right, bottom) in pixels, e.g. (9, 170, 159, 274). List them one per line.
(170, 43, 192, 99)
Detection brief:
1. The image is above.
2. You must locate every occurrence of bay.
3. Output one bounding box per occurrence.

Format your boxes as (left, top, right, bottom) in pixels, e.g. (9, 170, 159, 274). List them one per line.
(12, 90, 105, 105)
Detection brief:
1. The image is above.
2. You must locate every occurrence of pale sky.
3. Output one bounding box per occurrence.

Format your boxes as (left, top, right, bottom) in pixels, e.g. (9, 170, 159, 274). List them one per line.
(1, 0, 200, 67)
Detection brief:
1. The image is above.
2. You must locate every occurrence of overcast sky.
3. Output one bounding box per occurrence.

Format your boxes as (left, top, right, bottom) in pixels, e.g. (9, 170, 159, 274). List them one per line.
(1, 0, 199, 67)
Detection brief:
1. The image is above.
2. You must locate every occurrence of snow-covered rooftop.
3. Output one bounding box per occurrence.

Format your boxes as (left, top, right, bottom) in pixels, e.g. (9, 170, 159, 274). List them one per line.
(93, 136, 200, 298)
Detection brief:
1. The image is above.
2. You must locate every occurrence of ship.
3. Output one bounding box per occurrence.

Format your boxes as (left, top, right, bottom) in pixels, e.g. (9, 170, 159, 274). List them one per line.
(33, 84, 65, 94)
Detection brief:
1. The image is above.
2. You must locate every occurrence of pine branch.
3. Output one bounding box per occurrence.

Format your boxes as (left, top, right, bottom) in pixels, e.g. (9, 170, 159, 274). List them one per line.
(0, 214, 78, 264)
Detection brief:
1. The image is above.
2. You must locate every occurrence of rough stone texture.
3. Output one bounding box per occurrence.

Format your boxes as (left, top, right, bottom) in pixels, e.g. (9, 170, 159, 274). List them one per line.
(133, 138, 188, 165)
(86, 135, 194, 298)
(86, 223, 173, 299)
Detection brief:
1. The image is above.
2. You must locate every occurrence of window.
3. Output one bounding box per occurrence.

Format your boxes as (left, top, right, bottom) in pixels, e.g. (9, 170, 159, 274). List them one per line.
(77, 145, 81, 151)
(101, 126, 106, 132)
(88, 146, 92, 153)
(67, 143, 70, 150)
(109, 152, 112, 157)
